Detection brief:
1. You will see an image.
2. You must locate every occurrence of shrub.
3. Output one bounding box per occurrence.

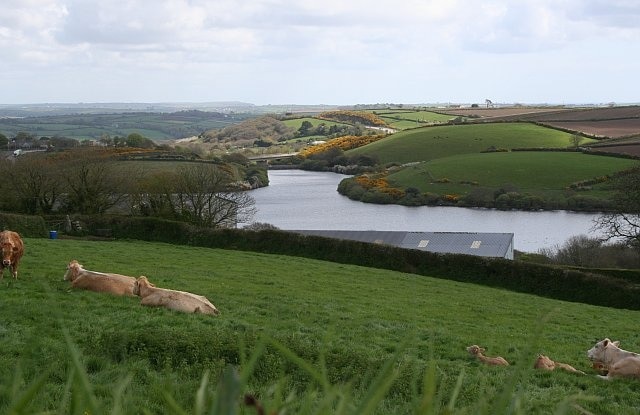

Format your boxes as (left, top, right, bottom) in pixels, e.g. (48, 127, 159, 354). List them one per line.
(0, 212, 47, 237)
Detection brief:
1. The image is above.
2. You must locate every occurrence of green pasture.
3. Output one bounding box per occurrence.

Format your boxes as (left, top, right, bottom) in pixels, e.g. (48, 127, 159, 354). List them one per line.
(347, 123, 596, 165)
(387, 151, 639, 198)
(0, 112, 247, 141)
(2, 238, 640, 413)
(376, 111, 455, 129)
(282, 117, 351, 129)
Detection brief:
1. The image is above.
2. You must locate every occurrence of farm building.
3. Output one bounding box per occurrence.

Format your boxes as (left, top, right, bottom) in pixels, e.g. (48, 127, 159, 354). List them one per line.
(290, 230, 514, 260)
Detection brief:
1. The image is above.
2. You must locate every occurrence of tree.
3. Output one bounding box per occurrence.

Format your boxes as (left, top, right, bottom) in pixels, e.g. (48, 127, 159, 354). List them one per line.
(297, 120, 313, 136)
(136, 163, 256, 228)
(0, 154, 62, 214)
(570, 134, 583, 148)
(59, 148, 139, 214)
(0, 133, 8, 149)
(593, 167, 640, 249)
(126, 133, 156, 149)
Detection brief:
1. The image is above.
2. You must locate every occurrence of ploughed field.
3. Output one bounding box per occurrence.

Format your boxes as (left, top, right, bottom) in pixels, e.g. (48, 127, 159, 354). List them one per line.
(437, 105, 640, 139)
(2, 238, 640, 414)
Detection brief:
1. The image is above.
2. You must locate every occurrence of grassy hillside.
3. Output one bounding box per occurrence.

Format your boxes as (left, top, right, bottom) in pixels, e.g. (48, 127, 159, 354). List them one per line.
(3, 238, 640, 414)
(368, 109, 456, 129)
(0, 111, 250, 141)
(386, 151, 639, 198)
(281, 117, 351, 130)
(346, 123, 595, 165)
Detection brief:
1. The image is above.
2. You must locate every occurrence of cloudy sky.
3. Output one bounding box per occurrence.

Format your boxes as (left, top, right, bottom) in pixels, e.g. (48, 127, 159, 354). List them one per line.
(1, 0, 638, 105)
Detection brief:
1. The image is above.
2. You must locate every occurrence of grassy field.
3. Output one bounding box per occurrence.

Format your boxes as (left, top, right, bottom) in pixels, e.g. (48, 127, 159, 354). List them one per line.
(346, 123, 596, 165)
(281, 117, 351, 130)
(370, 110, 456, 130)
(386, 152, 640, 198)
(0, 112, 249, 141)
(3, 238, 640, 414)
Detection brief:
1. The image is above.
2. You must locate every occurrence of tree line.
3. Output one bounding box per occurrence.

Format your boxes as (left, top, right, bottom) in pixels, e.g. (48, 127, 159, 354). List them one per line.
(0, 148, 261, 228)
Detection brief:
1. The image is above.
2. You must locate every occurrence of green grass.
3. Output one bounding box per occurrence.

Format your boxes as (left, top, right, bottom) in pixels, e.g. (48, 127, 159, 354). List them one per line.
(347, 123, 596, 165)
(2, 238, 640, 413)
(387, 152, 639, 197)
(281, 117, 351, 129)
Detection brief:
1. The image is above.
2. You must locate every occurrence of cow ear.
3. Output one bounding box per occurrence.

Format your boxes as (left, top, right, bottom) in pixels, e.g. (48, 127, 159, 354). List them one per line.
(603, 339, 609, 346)
(613, 341, 620, 347)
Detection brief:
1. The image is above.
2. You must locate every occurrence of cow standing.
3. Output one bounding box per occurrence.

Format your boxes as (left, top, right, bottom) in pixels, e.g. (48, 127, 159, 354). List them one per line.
(0, 230, 24, 279)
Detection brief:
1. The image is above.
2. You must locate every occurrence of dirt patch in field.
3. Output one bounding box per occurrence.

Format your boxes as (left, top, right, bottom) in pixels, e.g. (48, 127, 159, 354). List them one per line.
(587, 144, 640, 157)
(437, 107, 569, 118)
(542, 119, 640, 138)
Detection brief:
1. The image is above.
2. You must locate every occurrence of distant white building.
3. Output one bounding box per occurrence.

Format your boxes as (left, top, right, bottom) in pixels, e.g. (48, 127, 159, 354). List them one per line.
(291, 230, 514, 260)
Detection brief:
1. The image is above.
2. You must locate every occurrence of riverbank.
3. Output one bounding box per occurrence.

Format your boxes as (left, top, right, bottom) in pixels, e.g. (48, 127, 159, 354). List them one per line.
(247, 170, 605, 253)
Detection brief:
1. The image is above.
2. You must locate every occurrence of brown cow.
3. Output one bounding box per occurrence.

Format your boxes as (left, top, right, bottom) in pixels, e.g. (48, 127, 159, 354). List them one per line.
(0, 230, 24, 279)
(466, 345, 509, 366)
(63, 260, 137, 296)
(133, 276, 220, 316)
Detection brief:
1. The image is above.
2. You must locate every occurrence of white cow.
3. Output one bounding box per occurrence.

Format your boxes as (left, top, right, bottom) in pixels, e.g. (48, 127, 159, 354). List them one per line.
(587, 338, 640, 380)
(133, 276, 220, 316)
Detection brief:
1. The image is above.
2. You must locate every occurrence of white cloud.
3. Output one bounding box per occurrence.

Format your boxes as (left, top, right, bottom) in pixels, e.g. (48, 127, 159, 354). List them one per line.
(0, 0, 638, 104)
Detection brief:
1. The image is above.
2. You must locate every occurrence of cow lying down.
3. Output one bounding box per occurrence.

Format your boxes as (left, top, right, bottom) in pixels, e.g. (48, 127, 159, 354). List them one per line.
(587, 338, 640, 380)
(64, 260, 137, 296)
(133, 276, 220, 316)
(534, 354, 585, 375)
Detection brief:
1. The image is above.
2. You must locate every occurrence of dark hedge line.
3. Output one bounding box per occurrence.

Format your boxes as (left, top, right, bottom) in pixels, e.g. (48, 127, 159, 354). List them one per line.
(0, 212, 48, 237)
(74, 215, 640, 311)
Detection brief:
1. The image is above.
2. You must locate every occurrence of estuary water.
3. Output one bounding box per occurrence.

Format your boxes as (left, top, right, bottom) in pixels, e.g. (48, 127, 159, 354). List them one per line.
(244, 169, 605, 253)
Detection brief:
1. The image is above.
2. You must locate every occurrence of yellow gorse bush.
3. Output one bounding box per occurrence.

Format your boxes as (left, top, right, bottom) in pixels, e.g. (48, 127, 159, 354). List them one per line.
(318, 110, 387, 126)
(299, 134, 386, 158)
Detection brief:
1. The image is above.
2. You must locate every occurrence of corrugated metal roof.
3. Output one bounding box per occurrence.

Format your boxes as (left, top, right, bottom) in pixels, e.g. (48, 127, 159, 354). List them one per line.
(291, 230, 514, 259)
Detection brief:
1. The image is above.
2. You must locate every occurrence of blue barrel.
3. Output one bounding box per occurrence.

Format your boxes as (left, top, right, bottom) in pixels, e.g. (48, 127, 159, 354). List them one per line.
(49, 230, 58, 239)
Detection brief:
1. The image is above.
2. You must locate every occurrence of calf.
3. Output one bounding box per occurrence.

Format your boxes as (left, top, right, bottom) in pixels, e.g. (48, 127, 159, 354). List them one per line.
(0, 230, 24, 279)
(534, 354, 585, 375)
(63, 260, 137, 296)
(587, 338, 640, 380)
(133, 276, 220, 316)
(466, 345, 509, 366)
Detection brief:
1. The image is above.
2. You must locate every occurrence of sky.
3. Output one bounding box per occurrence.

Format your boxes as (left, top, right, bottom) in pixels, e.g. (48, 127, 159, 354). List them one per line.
(1, 0, 639, 106)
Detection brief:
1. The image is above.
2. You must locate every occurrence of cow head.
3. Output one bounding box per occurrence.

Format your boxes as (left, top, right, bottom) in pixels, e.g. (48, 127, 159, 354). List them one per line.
(134, 276, 155, 296)
(587, 338, 620, 362)
(466, 345, 485, 356)
(534, 354, 555, 370)
(1, 241, 17, 266)
(63, 260, 83, 281)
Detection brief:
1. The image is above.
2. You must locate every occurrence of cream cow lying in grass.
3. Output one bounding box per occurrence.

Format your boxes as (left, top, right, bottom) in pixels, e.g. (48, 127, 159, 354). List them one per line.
(533, 354, 585, 375)
(64, 260, 137, 296)
(587, 338, 640, 380)
(133, 276, 220, 316)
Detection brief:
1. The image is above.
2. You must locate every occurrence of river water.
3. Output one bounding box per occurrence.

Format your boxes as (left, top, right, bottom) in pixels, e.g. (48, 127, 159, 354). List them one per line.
(244, 169, 605, 253)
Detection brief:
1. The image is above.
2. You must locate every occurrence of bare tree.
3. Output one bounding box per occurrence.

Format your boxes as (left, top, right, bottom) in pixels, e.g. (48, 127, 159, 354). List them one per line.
(59, 148, 138, 214)
(593, 167, 640, 249)
(569, 134, 584, 148)
(136, 163, 256, 228)
(0, 153, 62, 214)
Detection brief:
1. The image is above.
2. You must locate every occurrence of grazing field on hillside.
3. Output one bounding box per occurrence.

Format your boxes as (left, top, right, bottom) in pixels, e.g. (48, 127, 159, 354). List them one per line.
(386, 151, 639, 199)
(346, 123, 594, 165)
(281, 117, 351, 130)
(366, 110, 455, 129)
(3, 238, 640, 414)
